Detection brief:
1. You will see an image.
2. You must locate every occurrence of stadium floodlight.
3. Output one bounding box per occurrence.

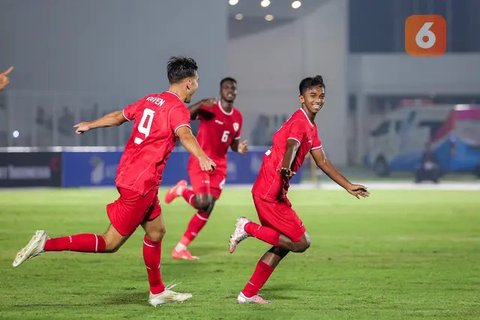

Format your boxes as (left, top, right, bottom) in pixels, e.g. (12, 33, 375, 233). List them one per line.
(291, 1, 302, 9)
(229, 0, 239, 6)
(264, 14, 274, 22)
(235, 13, 244, 21)
(261, 0, 271, 8)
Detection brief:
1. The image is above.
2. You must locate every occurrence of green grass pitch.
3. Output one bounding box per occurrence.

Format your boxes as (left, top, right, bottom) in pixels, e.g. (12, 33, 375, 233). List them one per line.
(0, 187, 479, 319)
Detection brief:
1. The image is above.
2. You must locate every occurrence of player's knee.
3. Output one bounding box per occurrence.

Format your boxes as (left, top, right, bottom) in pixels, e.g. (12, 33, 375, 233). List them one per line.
(299, 239, 311, 252)
(147, 227, 166, 242)
(301, 238, 311, 252)
(195, 194, 212, 211)
(292, 238, 311, 253)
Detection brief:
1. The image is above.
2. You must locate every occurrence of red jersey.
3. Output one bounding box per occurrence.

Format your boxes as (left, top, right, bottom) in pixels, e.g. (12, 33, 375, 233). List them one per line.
(188, 102, 243, 175)
(252, 108, 322, 202)
(116, 91, 191, 195)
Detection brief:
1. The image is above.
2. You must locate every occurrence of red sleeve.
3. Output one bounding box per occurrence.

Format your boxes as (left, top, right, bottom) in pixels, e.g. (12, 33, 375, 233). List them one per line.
(170, 104, 191, 134)
(311, 133, 322, 150)
(287, 120, 305, 143)
(122, 97, 145, 121)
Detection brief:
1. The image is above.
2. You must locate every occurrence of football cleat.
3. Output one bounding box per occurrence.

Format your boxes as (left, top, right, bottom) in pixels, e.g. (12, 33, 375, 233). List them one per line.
(229, 216, 250, 254)
(12, 230, 48, 268)
(237, 292, 270, 304)
(148, 285, 192, 307)
(171, 248, 199, 261)
(164, 180, 188, 204)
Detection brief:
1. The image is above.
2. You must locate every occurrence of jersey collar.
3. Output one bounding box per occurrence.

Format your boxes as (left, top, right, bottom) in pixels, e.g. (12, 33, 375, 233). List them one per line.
(218, 101, 234, 116)
(300, 108, 314, 127)
(165, 91, 181, 100)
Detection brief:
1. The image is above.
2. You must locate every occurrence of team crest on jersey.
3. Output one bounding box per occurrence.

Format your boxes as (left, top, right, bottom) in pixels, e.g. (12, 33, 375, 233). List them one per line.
(233, 122, 239, 132)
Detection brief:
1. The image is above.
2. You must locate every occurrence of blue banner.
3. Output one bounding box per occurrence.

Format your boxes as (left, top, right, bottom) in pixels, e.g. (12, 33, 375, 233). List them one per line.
(63, 152, 122, 187)
(63, 148, 303, 187)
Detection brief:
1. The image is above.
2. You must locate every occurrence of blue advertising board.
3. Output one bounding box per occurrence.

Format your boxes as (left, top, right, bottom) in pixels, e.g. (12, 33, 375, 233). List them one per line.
(62, 148, 303, 187)
(63, 152, 122, 187)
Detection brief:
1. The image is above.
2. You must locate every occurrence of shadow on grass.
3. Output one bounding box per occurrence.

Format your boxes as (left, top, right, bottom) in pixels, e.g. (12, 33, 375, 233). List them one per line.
(104, 290, 150, 306)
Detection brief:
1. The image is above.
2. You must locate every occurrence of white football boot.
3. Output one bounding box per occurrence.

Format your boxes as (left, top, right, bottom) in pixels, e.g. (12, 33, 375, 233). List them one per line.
(148, 284, 192, 307)
(237, 292, 271, 304)
(229, 216, 251, 253)
(12, 230, 47, 267)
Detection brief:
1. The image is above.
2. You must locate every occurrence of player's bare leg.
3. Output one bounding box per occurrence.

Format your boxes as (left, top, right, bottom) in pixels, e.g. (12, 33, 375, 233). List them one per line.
(172, 195, 216, 260)
(102, 224, 130, 252)
(143, 215, 192, 306)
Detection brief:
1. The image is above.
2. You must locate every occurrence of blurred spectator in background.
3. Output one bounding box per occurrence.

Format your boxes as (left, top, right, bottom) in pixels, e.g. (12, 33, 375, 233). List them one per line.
(415, 142, 441, 183)
(0, 66, 14, 91)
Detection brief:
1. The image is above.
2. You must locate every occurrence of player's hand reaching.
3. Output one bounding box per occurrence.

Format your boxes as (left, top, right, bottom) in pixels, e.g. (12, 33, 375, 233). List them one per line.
(346, 183, 369, 199)
(198, 156, 216, 172)
(278, 167, 296, 178)
(0, 66, 14, 91)
(73, 122, 91, 134)
(201, 98, 216, 107)
(237, 140, 248, 154)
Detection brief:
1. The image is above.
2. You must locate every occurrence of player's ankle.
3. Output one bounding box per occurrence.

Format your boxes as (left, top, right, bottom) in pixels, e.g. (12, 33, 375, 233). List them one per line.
(174, 243, 187, 252)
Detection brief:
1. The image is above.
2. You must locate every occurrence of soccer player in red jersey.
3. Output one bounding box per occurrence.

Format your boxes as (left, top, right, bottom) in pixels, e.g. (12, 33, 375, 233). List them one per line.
(12, 56, 216, 307)
(164, 77, 248, 260)
(229, 75, 370, 304)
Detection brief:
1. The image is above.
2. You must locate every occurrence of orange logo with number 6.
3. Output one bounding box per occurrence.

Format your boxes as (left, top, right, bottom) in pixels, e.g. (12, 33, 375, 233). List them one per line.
(405, 15, 446, 56)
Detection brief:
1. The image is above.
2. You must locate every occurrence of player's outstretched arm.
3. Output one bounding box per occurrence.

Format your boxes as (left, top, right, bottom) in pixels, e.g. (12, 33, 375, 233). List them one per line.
(188, 97, 216, 119)
(176, 126, 216, 171)
(73, 110, 127, 134)
(231, 139, 248, 154)
(311, 148, 369, 199)
(278, 139, 300, 178)
(0, 66, 14, 91)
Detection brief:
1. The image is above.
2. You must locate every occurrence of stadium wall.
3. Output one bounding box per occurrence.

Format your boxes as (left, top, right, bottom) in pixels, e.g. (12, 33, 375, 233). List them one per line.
(228, 0, 349, 165)
(0, 0, 227, 107)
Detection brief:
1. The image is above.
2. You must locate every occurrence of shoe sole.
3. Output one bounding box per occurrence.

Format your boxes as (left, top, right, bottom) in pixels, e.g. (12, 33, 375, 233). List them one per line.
(149, 294, 192, 306)
(171, 255, 199, 261)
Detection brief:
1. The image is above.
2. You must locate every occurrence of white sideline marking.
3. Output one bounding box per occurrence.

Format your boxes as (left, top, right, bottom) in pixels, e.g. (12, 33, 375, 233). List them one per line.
(227, 182, 480, 191)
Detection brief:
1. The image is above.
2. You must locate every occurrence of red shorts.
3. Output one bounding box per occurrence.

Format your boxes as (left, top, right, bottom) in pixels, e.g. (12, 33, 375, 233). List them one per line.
(252, 194, 305, 242)
(106, 187, 161, 236)
(188, 164, 226, 199)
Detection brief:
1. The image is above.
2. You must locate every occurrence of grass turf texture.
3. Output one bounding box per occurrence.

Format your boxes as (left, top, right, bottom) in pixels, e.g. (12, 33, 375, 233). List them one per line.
(0, 188, 479, 319)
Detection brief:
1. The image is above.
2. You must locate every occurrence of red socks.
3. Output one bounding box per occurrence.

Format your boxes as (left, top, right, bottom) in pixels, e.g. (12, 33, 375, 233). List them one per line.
(143, 235, 165, 295)
(242, 261, 274, 298)
(245, 222, 280, 246)
(181, 188, 197, 208)
(44, 234, 106, 252)
(181, 211, 209, 245)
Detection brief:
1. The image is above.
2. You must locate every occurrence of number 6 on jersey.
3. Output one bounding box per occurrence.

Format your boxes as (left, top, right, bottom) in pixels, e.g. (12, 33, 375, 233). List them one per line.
(134, 108, 155, 144)
(221, 130, 230, 143)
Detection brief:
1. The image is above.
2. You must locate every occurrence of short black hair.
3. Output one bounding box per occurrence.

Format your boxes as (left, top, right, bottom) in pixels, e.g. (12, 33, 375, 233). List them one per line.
(220, 77, 237, 87)
(167, 56, 198, 84)
(299, 75, 325, 95)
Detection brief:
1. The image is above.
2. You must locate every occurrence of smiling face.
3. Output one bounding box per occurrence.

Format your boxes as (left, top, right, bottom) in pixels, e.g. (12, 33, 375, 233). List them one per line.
(220, 80, 237, 103)
(299, 85, 325, 114)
